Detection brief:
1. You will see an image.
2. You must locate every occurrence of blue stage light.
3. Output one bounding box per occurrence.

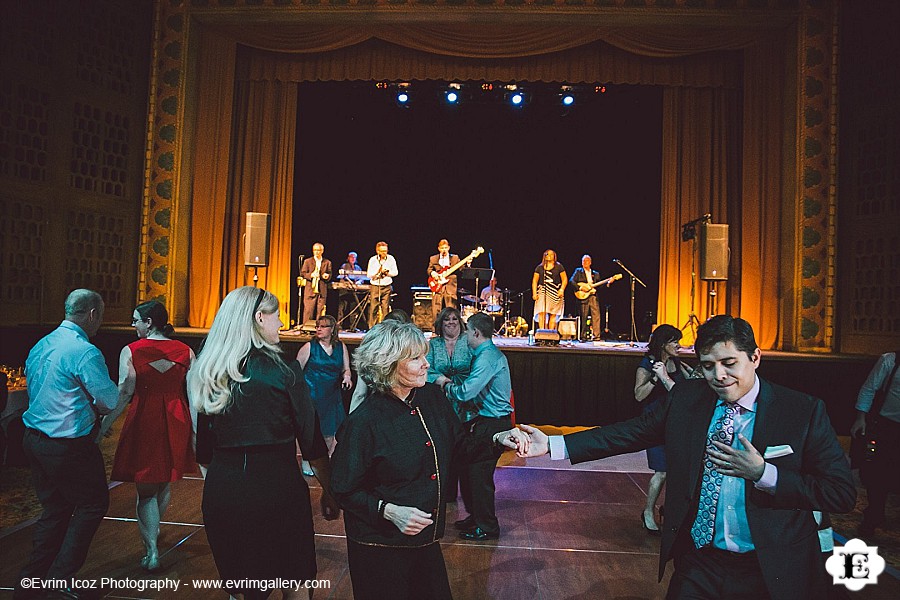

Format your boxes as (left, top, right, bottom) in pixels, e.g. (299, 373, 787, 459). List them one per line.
(510, 93, 523, 106)
(397, 92, 409, 104)
(445, 91, 459, 104)
(562, 94, 575, 106)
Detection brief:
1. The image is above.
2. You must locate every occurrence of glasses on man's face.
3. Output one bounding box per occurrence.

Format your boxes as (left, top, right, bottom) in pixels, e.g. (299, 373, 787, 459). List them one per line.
(316, 324, 333, 329)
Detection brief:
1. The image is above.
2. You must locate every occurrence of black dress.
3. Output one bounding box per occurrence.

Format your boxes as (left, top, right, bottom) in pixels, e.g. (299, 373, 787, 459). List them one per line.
(637, 355, 686, 472)
(201, 351, 328, 598)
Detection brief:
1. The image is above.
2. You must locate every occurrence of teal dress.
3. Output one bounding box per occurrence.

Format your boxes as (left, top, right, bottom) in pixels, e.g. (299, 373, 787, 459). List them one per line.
(426, 336, 475, 422)
(304, 340, 346, 437)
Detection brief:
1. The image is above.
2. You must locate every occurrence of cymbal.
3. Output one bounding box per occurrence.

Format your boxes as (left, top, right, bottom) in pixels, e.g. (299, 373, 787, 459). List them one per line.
(461, 295, 483, 304)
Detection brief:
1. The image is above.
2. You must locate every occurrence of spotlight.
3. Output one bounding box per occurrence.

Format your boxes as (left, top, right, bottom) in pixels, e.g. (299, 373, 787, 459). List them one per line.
(561, 94, 575, 106)
(444, 83, 462, 105)
(510, 93, 524, 106)
(395, 82, 411, 107)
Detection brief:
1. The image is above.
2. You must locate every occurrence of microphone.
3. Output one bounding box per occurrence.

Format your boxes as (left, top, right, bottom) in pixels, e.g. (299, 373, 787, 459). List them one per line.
(701, 213, 712, 221)
(612, 258, 621, 264)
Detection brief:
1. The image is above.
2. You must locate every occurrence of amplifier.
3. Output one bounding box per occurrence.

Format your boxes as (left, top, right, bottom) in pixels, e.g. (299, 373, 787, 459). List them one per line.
(411, 286, 433, 301)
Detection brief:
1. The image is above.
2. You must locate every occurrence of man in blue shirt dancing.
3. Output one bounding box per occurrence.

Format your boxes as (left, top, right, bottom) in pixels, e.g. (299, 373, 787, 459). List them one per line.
(15, 289, 118, 600)
(435, 311, 514, 541)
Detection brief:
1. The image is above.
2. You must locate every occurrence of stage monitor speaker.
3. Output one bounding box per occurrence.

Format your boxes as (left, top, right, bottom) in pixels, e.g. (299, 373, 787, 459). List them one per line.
(412, 300, 433, 332)
(534, 328, 560, 346)
(699, 223, 729, 281)
(244, 212, 271, 267)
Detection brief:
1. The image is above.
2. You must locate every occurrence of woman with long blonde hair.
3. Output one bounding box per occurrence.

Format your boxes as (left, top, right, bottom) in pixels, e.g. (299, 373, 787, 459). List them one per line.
(187, 286, 340, 600)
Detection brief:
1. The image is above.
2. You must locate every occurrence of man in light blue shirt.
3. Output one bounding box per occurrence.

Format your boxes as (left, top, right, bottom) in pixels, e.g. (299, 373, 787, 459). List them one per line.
(16, 289, 118, 599)
(517, 316, 855, 600)
(435, 312, 513, 541)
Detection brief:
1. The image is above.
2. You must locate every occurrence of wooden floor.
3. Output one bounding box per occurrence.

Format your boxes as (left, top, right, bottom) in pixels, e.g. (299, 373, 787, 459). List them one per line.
(2, 453, 899, 600)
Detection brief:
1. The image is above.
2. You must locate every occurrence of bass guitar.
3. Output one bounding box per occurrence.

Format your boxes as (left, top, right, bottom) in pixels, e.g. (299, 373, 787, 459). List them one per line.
(574, 273, 622, 300)
(428, 247, 484, 293)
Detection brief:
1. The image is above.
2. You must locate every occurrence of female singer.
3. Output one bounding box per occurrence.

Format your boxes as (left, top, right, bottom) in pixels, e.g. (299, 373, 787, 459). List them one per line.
(532, 249, 567, 329)
(634, 324, 692, 534)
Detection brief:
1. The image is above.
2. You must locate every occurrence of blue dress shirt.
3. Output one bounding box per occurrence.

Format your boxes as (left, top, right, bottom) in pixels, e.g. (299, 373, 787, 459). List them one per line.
(445, 340, 513, 419)
(24, 320, 118, 438)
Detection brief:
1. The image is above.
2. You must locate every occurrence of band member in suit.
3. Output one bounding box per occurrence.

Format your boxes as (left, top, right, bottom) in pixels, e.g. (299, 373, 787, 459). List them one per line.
(337, 251, 367, 329)
(517, 316, 856, 600)
(366, 241, 398, 328)
(427, 239, 460, 322)
(569, 254, 604, 340)
(532, 249, 566, 330)
(300, 243, 333, 324)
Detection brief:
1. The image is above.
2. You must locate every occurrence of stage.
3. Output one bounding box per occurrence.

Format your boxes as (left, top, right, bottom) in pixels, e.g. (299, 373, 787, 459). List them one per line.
(0, 325, 877, 432)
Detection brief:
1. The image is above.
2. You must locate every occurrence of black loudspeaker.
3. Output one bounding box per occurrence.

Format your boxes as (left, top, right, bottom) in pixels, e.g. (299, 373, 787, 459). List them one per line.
(244, 212, 271, 267)
(412, 300, 433, 332)
(699, 223, 729, 280)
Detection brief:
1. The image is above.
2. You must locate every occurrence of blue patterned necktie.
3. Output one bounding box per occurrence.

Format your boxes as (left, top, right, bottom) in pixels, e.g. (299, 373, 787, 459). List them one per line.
(690, 403, 737, 548)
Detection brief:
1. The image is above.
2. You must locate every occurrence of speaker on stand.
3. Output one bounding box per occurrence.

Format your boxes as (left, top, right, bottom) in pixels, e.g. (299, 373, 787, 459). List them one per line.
(698, 223, 729, 317)
(244, 212, 271, 287)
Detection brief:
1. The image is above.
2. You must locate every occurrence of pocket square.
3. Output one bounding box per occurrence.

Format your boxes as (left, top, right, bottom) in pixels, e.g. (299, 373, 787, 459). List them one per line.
(764, 444, 793, 459)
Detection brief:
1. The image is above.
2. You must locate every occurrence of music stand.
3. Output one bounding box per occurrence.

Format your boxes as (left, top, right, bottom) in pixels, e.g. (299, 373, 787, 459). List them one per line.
(459, 268, 495, 318)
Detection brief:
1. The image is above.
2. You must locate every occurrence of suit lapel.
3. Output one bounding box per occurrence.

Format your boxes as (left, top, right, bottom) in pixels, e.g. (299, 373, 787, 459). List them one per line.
(750, 377, 775, 451)
(685, 387, 718, 494)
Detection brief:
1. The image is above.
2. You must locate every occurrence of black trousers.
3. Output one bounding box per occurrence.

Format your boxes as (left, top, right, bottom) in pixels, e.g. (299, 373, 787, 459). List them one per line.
(577, 295, 602, 338)
(459, 415, 510, 535)
(16, 429, 109, 588)
(861, 416, 900, 524)
(667, 546, 769, 600)
(347, 539, 451, 600)
(368, 285, 391, 328)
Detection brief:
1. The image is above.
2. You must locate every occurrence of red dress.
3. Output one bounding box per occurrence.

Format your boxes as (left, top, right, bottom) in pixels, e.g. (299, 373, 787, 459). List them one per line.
(111, 338, 195, 483)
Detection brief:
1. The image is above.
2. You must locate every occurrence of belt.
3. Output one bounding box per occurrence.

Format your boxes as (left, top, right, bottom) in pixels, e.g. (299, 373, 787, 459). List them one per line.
(25, 427, 92, 441)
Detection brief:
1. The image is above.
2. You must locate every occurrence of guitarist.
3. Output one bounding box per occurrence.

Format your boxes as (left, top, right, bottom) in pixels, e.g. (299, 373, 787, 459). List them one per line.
(427, 239, 460, 321)
(569, 254, 603, 340)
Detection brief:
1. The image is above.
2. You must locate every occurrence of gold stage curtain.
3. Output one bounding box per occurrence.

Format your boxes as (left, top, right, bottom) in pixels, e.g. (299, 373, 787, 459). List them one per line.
(225, 80, 298, 328)
(240, 38, 740, 89)
(657, 87, 742, 347)
(188, 31, 237, 328)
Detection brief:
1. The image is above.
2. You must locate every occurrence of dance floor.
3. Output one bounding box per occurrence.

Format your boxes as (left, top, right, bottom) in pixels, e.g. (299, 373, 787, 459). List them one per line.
(3, 447, 900, 600)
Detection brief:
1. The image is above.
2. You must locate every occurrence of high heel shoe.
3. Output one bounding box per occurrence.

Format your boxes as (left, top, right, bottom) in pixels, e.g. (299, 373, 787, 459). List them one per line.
(641, 511, 660, 536)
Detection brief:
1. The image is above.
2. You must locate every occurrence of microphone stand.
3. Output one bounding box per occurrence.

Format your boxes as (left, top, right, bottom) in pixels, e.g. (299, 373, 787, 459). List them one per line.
(613, 259, 647, 346)
(295, 254, 305, 329)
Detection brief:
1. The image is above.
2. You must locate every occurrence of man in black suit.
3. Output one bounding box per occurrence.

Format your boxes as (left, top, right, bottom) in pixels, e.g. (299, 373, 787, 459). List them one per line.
(300, 242, 332, 324)
(518, 315, 855, 600)
(568, 254, 604, 340)
(427, 239, 460, 322)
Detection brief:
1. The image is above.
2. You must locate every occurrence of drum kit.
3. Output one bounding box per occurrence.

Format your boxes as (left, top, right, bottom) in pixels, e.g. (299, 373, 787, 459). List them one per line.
(459, 289, 527, 337)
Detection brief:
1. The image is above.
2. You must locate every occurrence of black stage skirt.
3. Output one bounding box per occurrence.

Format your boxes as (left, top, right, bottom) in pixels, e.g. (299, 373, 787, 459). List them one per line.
(202, 442, 317, 596)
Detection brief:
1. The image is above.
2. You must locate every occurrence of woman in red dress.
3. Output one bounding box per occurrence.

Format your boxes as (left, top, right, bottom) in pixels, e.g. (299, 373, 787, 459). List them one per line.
(108, 300, 195, 571)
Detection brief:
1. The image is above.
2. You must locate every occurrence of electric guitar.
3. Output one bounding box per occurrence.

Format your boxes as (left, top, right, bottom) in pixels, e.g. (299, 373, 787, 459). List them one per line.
(428, 247, 484, 293)
(574, 273, 623, 300)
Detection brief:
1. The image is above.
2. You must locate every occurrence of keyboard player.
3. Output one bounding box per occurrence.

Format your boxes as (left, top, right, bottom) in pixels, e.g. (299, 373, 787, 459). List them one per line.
(336, 251, 368, 330)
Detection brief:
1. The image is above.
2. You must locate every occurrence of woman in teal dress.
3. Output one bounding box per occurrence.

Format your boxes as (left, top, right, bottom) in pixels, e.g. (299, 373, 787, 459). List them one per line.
(297, 314, 351, 475)
(427, 307, 475, 504)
